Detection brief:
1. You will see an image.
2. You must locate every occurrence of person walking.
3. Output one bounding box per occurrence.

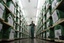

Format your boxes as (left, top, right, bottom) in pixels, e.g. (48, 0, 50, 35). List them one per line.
(29, 21, 35, 39)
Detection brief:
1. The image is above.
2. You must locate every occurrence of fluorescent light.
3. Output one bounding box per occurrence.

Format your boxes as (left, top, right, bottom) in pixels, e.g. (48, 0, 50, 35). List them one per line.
(28, 0, 30, 2)
(36, 0, 45, 25)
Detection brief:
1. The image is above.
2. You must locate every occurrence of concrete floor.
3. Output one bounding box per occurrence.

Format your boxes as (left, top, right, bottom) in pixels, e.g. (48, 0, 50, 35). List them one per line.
(0, 39, 55, 43)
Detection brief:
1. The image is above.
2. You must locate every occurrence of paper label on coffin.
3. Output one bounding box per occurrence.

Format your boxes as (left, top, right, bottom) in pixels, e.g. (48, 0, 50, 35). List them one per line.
(46, 32, 49, 38)
(43, 6, 46, 16)
(54, 0, 61, 6)
(47, 11, 50, 20)
(8, 15, 13, 26)
(13, 23, 15, 29)
(52, 1, 56, 12)
(46, 0, 50, 10)
(0, 9, 3, 18)
(9, 29, 15, 40)
(0, 23, 2, 31)
(17, 26, 19, 31)
(43, 18, 45, 23)
(43, 33, 45, 38)
(43, 11, 45, 16)
(20, 34, 22, 38)
(9, 3, 14, 14)
(52, 10, 58, 23)
(53, 0, 58, 6)
(0, 3, 5, 18)
(17, 32, 19, 38)
(46, 3, 48, 9)
(18, 20, 20, 24)
(55, 29, 61, 39)
(0, 3, 5, 10)
(43, 26, 45, 30)
(40, 22, 42, 26)
(47, 21, 49, 28)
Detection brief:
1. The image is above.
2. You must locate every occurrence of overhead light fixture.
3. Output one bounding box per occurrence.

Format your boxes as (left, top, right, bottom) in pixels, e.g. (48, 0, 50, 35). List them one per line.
(28, 0, 30, 2)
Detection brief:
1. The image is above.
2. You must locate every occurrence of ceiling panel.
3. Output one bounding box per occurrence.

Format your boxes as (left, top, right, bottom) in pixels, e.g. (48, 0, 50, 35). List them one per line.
(18, 0, 45, 25)
(20, 0, 38, 25)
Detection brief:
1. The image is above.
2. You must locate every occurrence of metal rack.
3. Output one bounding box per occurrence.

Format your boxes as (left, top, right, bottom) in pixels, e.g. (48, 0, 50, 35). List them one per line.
(0, 0, 30, 41)
(36, 0, 64, 43)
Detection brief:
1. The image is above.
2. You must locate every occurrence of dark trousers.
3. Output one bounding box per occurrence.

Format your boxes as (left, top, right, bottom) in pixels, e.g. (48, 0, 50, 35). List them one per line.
(31, 28, 34, 39)
(31, 32, 34, 39)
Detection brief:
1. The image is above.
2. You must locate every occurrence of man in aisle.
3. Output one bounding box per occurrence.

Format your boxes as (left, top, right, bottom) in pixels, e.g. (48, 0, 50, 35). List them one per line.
(29, 21, 35, 39)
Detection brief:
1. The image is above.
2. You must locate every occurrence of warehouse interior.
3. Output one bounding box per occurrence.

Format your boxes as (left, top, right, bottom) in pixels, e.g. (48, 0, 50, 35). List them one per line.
(0, 0, 64, 43)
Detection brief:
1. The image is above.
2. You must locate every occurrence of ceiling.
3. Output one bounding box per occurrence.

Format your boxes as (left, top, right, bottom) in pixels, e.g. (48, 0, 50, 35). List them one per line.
(18, 0, 45, 25)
